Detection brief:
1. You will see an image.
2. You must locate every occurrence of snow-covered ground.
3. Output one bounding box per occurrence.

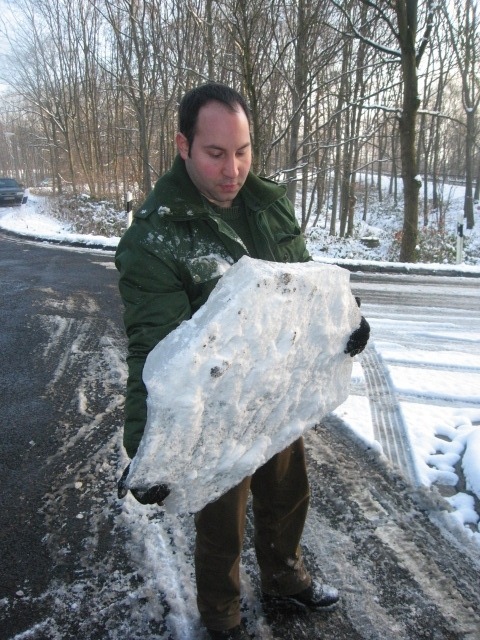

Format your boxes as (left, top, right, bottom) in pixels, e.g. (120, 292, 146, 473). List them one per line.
(1, 192, 479, 547)
(2, 183, 480, 269)
(0, 193, 119, 249)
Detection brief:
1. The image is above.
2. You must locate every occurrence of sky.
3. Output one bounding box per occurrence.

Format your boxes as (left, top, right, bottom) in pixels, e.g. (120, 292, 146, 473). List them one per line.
(0, 191, 479, 638)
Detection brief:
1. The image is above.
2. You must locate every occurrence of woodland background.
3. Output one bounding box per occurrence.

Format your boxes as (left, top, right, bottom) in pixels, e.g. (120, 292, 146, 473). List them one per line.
(0, 0, 478, 262)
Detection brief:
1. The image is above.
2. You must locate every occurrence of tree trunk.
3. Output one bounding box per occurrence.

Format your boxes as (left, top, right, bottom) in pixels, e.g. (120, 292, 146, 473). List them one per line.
(464, 110, 475, 229)
(397, 1, 422, 263)
(474, 155, 480, 202)
(286, 0, 308, 206)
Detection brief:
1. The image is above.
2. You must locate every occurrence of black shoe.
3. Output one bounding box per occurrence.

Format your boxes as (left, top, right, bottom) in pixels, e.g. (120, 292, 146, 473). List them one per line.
(206, 623, 251, 639)
(262, 581, 339, 611)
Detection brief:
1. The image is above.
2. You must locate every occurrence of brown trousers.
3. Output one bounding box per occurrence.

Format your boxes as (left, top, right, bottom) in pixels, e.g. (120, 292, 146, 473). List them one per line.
(194, 437, 312, 631)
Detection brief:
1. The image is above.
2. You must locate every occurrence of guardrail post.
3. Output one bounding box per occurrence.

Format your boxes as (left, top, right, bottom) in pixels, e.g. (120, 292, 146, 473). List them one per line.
(456, 210, 464, 264)
(126, 191, 133, 228)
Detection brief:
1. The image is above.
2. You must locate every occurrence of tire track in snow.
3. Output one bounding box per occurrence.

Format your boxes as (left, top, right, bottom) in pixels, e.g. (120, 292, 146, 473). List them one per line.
(299, 420, 480, 640)
(360, 345, 420, 485)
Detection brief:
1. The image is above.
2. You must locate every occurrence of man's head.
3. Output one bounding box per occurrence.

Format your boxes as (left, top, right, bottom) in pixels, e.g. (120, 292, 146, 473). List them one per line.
(176, 83, 252, 208)
(178, 83, 251, 152)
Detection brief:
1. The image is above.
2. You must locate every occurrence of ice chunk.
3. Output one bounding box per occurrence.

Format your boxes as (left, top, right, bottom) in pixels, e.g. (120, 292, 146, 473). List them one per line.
(127, 256, 360, 513)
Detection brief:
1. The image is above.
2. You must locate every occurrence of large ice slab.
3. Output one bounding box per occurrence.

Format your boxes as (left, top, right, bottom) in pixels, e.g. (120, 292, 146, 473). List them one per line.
(127, 256, 360, 513)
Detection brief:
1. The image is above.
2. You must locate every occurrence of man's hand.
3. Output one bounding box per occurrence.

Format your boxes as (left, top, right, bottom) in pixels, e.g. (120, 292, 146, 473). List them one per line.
(345, 316, 370, 357)
(117, 464, 170, 506)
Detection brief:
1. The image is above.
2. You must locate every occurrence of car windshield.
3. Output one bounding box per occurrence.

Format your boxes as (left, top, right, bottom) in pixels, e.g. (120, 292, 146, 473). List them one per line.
(0, 179, 19, 188)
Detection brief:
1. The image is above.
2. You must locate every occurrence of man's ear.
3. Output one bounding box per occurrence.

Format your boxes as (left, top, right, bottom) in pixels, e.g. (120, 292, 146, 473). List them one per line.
(176, 132, 189, 160)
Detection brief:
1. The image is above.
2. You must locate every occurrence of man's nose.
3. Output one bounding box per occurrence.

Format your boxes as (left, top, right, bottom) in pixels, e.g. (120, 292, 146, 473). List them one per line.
(223, 155, 239, 178)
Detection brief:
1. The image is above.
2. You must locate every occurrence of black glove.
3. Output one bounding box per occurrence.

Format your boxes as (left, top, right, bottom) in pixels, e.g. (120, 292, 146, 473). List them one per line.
(345, 316, 370, 357)
(117, 464, 170, 506)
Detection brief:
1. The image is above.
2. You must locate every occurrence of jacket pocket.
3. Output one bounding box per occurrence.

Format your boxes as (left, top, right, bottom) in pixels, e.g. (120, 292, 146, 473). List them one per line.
(272, 229, 306, 262)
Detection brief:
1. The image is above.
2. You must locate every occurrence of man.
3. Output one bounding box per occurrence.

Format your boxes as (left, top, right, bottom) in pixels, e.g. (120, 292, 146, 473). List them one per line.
(115, 83, 369, 639)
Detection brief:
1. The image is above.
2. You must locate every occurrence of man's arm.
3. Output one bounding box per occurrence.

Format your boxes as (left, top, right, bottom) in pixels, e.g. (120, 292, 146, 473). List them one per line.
(116, 230, 192, 457)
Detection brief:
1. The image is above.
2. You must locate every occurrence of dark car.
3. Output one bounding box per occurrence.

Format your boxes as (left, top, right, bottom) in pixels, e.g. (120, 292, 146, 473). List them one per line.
(0, 177, 26, 206)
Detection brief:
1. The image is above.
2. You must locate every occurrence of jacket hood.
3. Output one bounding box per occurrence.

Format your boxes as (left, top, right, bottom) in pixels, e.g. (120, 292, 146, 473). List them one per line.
(135, 155, 287, 221)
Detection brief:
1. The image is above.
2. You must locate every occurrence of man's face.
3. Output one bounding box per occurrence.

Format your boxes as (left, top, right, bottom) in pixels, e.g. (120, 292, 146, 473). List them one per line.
(176, 101, 252, 208)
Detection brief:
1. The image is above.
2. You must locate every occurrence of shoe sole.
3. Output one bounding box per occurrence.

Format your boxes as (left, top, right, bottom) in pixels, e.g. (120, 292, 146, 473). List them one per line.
(262, 594, 339, 613)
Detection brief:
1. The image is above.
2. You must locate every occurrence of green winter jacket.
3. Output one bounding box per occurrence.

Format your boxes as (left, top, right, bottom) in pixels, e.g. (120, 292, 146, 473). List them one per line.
(115, 155, 311, 457)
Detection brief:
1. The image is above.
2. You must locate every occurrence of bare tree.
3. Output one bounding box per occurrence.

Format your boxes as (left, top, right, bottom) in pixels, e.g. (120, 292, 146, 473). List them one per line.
(443, 0, 479, 229)
(0, 0, 476, 260)
(212, 0, 290, 173)
(331, 0, 437, 261)
(98, 0, 166, 196)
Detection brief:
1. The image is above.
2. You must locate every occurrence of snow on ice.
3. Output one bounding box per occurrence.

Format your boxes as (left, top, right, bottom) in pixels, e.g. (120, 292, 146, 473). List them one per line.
(127, 257, 359, 513)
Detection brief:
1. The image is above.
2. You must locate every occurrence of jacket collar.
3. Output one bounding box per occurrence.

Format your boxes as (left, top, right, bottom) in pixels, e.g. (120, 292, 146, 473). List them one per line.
(135, 155, 286, 221)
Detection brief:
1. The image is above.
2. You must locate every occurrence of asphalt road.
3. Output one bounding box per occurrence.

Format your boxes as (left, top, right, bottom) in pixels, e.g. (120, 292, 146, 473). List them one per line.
(1, 232, 479, 639)
(349, 270, 480, 312)
(0, 233, 127, 637)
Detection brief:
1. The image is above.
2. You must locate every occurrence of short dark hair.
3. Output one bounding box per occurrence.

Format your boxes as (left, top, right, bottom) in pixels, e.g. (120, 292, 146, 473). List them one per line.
(178, 83, 251, 152)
